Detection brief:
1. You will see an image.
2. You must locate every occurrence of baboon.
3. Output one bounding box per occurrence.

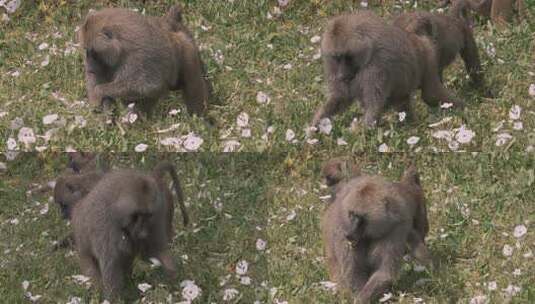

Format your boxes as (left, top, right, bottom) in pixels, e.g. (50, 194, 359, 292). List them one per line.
(441, 0, 526, 27)
(312, 12, 463, 129)
(321, 164, 431, 303)
(393, 0, 484, 87)
(79, 5, 210, 116)
(54, 171, 104, 220)
(71, 164, 187, 300)
(322, 157, 361, 187)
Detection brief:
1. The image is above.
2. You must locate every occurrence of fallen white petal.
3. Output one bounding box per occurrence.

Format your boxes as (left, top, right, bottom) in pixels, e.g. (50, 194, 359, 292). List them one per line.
(42, 114, 58, 125)
(406, 136, 420, 145)
(137, 283, 152, 292)
(236, 112, 249, 127)
(513, 224, 527, 238)
(318, 118, 332, 135)
(134, 143, 148, 152)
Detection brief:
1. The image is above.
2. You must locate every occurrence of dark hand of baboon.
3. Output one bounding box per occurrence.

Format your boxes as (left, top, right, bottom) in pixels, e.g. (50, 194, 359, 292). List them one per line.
(79, 6, 210, 117)
(393, 2, 485, 90)
(71, 169, 179, 300)
(312, 12, 463, 129)
(321, 165, 431, 303)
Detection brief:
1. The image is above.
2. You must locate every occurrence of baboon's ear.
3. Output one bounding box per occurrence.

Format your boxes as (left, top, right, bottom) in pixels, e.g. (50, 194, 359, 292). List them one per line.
(402, 165, 420, 186)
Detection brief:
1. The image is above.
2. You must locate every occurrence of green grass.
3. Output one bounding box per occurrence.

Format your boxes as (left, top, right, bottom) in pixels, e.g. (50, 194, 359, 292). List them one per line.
(0, 0, 534, 303)
(0, 1, 533, 152)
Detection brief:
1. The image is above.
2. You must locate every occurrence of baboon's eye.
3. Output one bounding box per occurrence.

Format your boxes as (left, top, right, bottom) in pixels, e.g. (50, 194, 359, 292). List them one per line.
(102, 28, 113, 39)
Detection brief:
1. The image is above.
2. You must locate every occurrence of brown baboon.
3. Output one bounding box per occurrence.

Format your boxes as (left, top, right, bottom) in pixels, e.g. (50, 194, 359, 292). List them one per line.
(79, 5, 210, 116)
(321, 165, 431, 303)
(312, 12, 463, 129)
(393, 0, 485, 88)
(54, 171, 104, 220)
(71, 167, 184, 300)
(441, 0, 526, 27)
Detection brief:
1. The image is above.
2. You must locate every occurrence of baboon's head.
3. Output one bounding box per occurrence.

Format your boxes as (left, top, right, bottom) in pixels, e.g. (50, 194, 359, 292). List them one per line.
(79, 10, 126, 71)
(68, 152, 96, 173)
(321, 15, 374, 84)
(115, 177, 162, 241)
(338, 177, 401, 243)
(54, 177, 83, 219)
(322, 158, 361, 186)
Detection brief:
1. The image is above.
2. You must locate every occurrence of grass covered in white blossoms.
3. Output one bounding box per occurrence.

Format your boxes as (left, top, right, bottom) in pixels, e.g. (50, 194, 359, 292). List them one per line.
(0, 1, 533, 152)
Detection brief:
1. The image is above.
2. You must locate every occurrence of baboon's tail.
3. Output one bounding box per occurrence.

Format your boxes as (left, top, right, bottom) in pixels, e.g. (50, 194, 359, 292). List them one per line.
(153, 161, 189, 226)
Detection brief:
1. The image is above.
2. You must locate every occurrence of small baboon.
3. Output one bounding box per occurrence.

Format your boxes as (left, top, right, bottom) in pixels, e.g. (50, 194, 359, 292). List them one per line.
(322, 157, 361, 187)
(71, 167, 184, 299)
(393, 0, 485, 87)
(321, 164, 431, 303)
(54, 171, 104, 220)
(441, 0, 526, 27)
(79, 5, 210, 116)
(312, 12, 463, 129)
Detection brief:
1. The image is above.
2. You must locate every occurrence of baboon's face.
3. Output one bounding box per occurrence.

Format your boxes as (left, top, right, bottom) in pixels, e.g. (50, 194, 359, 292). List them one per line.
(81, 15, 123, 71)
(325, 52, 360, 84)
(344, 209, 365, 243)
(54, 180, 82, 219)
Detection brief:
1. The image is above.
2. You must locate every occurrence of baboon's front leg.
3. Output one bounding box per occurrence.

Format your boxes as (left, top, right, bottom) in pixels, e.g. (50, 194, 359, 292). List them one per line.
(460, 31, 483, 86)
(180, 43, 209, 116)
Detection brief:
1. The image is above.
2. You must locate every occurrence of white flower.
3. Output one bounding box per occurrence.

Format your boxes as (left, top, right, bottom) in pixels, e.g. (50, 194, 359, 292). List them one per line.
(319, 281, 337, 291)
(495, 133, 512, 147)
(4, 0, 21, 14)
(278, 0, 289, 7)
(513, 224, 527, 238)
(137, 282, 152, 292)
(149, 257, 162, 267)
(502, 244, 514, 257)
(38, 42, 49, 50)
(223, 140, 240, 152)
(406, 136, 420, 145)
(236, 112, 249, 127)
(502, 285, 521, 297)
(7, 137, 17, 150)
(10, 218, 19, 225)
(306, 138, 319, 145)
(286, 210, 297, 221)
(310, 35, 321, 43)
(285, 129, 295, 142)
(440, 102, 453, 109)
(240, 276, 252, 285)
(432, 130, 454, 141)
(169, 109, 180, 116)
(512, 121, 523, 130)
(183, 133, 203, 151)
(71, 274, 91, 284)
(121, 112, 137, 124)
(39, 204, 49, 215)
(256, 91, 271, 104)
(134, 143, 148, 152)
(181, 280, 202, 301)
(40, 55, 50, 67)
(318, 118, 332, 135)
(512, 269, 521, 276)
(360, 1, 369, 8)
(241, 128, 251, 138)
(18, 127, 36, 146)
(66, 297, 82, 304)
(42, 114, 58, 125)
(398, 112, 406, 122)
(283, 63, 293, 70)
(236, 260, 248, 275)
(378, 143, 389, 152)
(256, 239, 267, 251)
(529, 84, 535, 97)
(379, 292, 393, 302)
(22, 280, 29, 290)
(223, 288, 239, 301)
(470, 295, 488, 304)
(455, 125, 475, 144)
(487, 281, 497, 291)
(337, 138, 347, 146)
(509, 105, 521, 120)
